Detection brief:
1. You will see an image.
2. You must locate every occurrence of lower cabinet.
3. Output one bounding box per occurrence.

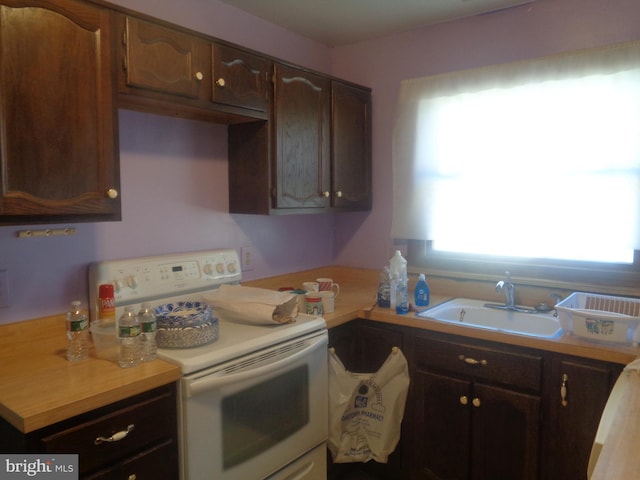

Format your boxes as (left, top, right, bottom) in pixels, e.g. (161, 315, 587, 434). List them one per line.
(328, 320, 623, 480)
(412, 333, 542, 480)
(542, 355, 622, 480)
(0, 384, 179, 480)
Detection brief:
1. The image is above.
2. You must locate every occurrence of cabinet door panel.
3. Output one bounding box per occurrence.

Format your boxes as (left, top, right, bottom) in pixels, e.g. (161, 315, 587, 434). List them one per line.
(544, 357, 621, 480)
(0, 0, 119, 219)
(124, 16, 210, 99)
(273, 64, 330, 209)
(414, 370, 472, 480)
(331, 82, 371, 210)
(213, 44, 270, 112)
(471, 383, 540, 480)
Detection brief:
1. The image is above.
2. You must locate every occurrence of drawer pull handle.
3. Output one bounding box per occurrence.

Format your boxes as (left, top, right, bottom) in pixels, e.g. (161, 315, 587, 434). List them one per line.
(458, 354, 487, 366)
(94, 424, 135, 445)
(561, 373, 568, 407)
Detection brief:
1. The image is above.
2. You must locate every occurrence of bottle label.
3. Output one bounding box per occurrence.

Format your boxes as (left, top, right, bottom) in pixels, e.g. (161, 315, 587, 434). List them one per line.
(119, 325, 140, 338)
(141, 322, 156, 333)
(68, 319, 88, 332)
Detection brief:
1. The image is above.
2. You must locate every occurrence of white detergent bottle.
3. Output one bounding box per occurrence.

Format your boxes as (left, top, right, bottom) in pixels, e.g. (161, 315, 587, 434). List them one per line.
(390, 250, 408, 282)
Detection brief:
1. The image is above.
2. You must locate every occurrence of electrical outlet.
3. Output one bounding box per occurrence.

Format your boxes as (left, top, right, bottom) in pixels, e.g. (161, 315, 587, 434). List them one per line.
(241, 246, 255, 271)
(0, 270, 9, 308)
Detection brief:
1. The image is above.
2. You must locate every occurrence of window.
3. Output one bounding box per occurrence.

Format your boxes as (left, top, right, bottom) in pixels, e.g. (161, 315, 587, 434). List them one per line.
(392, 41, 640, 286)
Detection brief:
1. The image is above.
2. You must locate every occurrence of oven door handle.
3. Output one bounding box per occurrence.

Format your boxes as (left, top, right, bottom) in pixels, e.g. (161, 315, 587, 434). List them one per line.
(185, 333, 327, 397)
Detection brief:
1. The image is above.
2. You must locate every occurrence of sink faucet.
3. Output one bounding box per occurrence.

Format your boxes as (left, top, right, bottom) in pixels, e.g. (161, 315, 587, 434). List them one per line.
(496, 271, 515, 309)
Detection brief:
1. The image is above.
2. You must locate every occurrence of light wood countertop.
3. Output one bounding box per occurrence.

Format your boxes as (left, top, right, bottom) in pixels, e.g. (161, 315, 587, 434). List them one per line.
(245, 266, 639, 364)
(0, 315, 181, 433)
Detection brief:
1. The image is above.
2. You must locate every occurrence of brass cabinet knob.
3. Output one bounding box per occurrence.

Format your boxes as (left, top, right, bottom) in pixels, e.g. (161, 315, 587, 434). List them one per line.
(215, 78, 226, 87)
(322, 191, 330, 198)
(459, 395, 469, 406)
(335, 191, 343, 198)
(472, 397, 481, 408)
(106, 188, 118, 199)
(195, 71, 204, 81)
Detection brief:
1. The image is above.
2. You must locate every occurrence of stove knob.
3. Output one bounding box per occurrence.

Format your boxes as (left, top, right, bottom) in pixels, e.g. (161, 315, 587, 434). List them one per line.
(114, 280, 124, 293)
(125, 275, 138, 290)
(216, 263, 225, 274)
(203, 264, 214, 276)
(227, 262, 237, 274)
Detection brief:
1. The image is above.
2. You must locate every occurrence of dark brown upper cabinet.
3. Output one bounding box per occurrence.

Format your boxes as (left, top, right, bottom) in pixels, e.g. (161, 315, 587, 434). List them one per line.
(0, 0, 120, 224)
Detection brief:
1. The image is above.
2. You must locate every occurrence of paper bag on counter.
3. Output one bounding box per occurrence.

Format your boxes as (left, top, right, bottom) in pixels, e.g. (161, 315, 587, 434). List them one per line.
(203, 284, 298, 325)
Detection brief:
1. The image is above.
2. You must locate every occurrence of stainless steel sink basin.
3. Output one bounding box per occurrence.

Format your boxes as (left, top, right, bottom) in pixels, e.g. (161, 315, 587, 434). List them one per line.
(418, 298, 563, 338)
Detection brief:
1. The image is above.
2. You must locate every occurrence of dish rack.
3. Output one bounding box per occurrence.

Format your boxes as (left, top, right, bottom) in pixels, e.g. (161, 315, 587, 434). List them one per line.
(555, 292, 640, 345)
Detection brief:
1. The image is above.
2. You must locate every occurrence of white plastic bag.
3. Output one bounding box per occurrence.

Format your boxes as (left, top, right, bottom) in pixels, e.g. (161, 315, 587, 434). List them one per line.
(328, 347, 410, 463)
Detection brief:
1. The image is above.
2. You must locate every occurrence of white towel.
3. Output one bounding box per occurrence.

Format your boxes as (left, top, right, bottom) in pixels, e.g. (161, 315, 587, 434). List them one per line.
(203, 284, 298, 325)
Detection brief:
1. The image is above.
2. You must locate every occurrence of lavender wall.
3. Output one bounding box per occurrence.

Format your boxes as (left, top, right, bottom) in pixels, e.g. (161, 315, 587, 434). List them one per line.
(330, 0, 640, 268)
(0, 0, 334, 324)
(1, 0, 639, 324)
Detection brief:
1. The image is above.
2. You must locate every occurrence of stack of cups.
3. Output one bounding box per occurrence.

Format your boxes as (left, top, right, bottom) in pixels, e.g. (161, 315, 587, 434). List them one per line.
(303, 278, 340, 315)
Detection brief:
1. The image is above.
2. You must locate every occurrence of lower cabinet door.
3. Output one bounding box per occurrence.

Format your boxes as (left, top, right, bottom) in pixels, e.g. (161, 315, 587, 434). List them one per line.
(413, 370, 472, 480)
(471, 383, 541, 480)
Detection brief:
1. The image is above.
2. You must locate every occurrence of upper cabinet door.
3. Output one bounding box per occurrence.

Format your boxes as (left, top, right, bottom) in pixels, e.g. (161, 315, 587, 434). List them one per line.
(273, 64, 330, 210)
(122, 16, 210, 100)
(0, 0, 120, 222)
(331, 82, 372, 210)
(212, 44, 270, 112)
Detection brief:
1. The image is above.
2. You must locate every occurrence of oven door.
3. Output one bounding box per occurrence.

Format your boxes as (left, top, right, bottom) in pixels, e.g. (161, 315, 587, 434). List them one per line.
(179, 330, 328, 480)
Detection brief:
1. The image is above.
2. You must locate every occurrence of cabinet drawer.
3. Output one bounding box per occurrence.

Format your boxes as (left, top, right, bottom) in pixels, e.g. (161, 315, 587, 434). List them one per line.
(39, 388, 176, 476)
(84, 439, 178, 480)
(414, 335, 543, 391)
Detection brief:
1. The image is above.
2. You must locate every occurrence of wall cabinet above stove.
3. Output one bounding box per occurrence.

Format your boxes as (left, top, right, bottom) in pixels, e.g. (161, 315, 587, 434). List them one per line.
(117, 15, 270, 123)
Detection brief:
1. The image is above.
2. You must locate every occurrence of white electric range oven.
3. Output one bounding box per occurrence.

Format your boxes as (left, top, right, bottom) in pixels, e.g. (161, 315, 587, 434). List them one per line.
(89, 249, 328, 480)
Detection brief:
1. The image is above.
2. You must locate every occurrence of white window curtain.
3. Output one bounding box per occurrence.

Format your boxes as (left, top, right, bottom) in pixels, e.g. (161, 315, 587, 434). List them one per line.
(392, 41, 640, 263)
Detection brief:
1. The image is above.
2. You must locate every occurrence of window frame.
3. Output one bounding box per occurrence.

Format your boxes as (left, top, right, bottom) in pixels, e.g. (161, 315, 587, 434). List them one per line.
(407, 240, 640, 291)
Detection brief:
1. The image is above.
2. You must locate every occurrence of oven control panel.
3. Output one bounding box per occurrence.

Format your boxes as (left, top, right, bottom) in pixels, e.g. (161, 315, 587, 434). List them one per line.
(88, 249, 241, 320)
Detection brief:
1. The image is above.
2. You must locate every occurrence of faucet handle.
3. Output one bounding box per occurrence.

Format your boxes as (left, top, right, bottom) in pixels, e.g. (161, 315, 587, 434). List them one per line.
(551, 293, 563, 305)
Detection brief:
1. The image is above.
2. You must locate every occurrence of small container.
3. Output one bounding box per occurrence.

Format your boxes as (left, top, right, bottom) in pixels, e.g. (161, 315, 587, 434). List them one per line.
(414, 273, 430, 308)
(395, 277, 410, 314)
(66, 300, 89, 361)
(97, 283, 116, 322)
(90, 320, 118, 361)
(377, 266, 391, 308)
(305, 293, 324, 316)
(138, 303, 158, 362)
(390, 250, 408, 281)
(118, 306, 141, 368)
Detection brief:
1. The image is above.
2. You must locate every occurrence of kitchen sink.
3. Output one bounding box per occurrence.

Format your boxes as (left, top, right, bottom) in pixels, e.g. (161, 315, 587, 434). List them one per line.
(418, 298, 563, 338)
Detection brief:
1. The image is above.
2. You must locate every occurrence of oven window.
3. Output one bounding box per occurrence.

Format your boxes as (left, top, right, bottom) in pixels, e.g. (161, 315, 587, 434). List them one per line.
(222, 365, 309, 470)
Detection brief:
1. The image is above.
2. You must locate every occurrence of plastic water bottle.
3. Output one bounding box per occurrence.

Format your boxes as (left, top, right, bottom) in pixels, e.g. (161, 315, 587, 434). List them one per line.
(390, 272, 399, 310)
(138, 303, 157, 362)
(66, 301, 89, 361)
(414, 273, 430, 308)
(390, 250, 408, 282)
(377, 266, 391, 307)
(395, 276, 410, 314)
(118, 306, 141, 368)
